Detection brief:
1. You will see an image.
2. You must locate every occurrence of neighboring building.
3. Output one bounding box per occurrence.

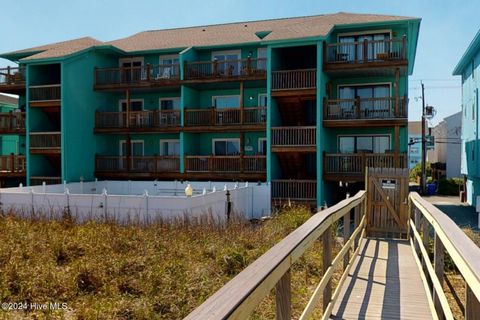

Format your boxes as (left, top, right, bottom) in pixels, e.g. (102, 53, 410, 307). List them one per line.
(453, 30, 480, 206)
(0, 93, 25, 187)
(408, 121, 423, 169)
(427, 112, 462, 180)
(0, 12, 421, 206)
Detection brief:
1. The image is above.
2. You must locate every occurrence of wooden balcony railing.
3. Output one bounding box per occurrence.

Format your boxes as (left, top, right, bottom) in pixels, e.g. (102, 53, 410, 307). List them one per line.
(324, 152, 407, 176)
(94, 64, 180, 87)
(271, 126, 316, 147)
(30, 176, 62, 186)
(95, 156, 180, 173)
(0, 155, 26, 173)
(324, 96, 408, 120)
(185, 155, 266, 173)
(29, 84, 61, 101)
(326, 37, 407, 64)
(95, 110, 180, 130)
(271, 69, 316, 91)
(184, 107, 266, 126)
(0, 112, 25, 132)
(29, 132, 61, 150)
(271, 179, 317, 201)
(0, 66, 26, 86)
(184, 58, 266, 80)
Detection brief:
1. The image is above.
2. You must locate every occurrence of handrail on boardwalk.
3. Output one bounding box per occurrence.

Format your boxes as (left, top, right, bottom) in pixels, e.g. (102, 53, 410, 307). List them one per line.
(409, 192, 480, 319)
(185, 190, 367, 320)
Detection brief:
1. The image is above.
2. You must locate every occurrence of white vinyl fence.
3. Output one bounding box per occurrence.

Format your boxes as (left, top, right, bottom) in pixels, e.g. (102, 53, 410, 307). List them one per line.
(0, 180, 271, 223)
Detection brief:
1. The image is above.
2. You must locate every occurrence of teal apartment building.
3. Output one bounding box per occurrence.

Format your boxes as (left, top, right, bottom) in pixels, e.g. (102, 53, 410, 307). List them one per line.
(454, 29, 480, 206)
(0, 12, 420, 206)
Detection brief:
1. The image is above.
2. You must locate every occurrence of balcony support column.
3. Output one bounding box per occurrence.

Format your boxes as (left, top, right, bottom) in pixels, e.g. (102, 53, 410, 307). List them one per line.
(394, 125, 400, 167)
(240, 81, 244, 124)
(395, 68, 400, 117)
(240, 133, 245, 173)
(126, 89, 130, 129)
(126, 135, 131, 172)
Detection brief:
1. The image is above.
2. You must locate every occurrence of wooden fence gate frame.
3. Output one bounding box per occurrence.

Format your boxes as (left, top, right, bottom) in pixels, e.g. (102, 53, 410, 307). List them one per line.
(366, 167, 409, 238)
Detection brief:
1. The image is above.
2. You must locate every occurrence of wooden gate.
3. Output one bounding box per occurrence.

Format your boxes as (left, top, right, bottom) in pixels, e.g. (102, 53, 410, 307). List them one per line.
(366, 167, 409, 238)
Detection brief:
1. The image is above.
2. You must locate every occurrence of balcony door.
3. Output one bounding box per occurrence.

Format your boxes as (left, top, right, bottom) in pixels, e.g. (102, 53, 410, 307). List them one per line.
(338, 32, 390, 62)
(119, 99, 144, 127)
(159, 55, 179, 78)
(119, 140, 144, 170)
(338, 135, 390, 154)
(213, 96, 240, 124)
(212, 50, 240, 76)
(119, 58, 144, 83)
(160, 139, 180, 156)
(212, 139, 240, 156)
(257, 48, 267, 70)
(339, 84, 390, 117)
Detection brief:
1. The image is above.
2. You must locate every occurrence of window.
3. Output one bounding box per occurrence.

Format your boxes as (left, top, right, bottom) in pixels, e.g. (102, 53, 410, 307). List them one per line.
(119, 99, 144, 111)
(258, 93, 268, 107)
(257, 48, 267, 70)
(160, 97, 180, 110)
(213, 139, 240, 155)
(258, 138, 267, 155)
(120, 140, 144, 156)
(160, 140, 180, 156)
(159, 55, 179, 78)
(212, 50, 241, 76)
(212, 95, 240, 108)
(338, 135, 390, 153)
(338, 32, 391, 62)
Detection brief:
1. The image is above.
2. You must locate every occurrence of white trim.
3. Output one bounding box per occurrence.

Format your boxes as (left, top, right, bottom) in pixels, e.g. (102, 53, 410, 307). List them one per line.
(118, 57, 144, 67)
(159, 97, 181, 110)
(118, 99, 144, 112)
(212, 138, 241, 155)
(212, 95, 241, 108)
(336, 29, 392, 41)
(258, 138, 267, 155)
(337, 82, 392, 99)
(211, 50, 241, 60)
(119, 139, 145, 156)
(337, 134, 392, 153)
(258, 93, 268, 107)
(159, 139, 180, 156)
(159, 54, 179, 62)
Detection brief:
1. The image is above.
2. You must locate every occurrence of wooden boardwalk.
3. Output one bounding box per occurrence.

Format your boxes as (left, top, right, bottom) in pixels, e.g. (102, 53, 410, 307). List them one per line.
(331, 238, 433, 320)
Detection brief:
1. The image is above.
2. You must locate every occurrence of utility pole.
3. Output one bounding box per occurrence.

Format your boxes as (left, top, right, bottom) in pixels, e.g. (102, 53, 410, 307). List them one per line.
(421, 82, 427, 195)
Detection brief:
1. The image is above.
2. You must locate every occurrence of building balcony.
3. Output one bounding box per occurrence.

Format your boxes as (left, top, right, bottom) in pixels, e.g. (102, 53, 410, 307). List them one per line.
(271, 126, 316, 152)
(323, 152, 407, 181)
(0, 155, 26, 177)
(94, 64, 181, 90)
(29, 132, 61, 155)
(271, 69, 317, 96)
(95, 110, 181, 133)
(0, 67, 26, 94)
(324, 37, 407, 76)
(29, 84, 61, 108)
(183, 58, 266, 82)
(323, 96, 408, 127)
(185, 155, 266, 180)
(184, 107, 266, 131)
(0, 112, 26, 134)
(271, 179, 317, 203)
(95, 155, 181, 179)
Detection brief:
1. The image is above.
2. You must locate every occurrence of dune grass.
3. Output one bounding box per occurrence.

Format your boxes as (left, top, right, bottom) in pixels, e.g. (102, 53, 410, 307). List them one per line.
(0, 207, 337, 319)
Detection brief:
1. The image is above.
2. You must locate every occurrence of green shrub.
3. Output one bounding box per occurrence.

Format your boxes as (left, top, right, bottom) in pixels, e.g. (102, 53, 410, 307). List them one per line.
(437, 178, 463, 196)
(409, 161, 431, 182)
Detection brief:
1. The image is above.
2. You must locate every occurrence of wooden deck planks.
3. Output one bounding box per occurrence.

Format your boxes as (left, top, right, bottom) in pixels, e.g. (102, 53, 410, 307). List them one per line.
(331, 238, 433, 320)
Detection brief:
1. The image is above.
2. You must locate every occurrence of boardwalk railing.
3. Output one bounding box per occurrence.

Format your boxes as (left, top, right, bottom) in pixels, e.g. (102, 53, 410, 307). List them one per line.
(0, 155, 26, 173)
(29, 84, 61, 101)
(324, 153, 407, 175)
(186, 190, 367, 320)
(409, 192, 480, 319)
(271, 126, 316, 147)
(96, 156, 180, 173)
(326, 37, 407, 64)
(324, 96, 408, 120)
(29, 132, 61, 149)
(185, 155, 266, 173)
(184, 58, 266, 80)
(0, 67, 26, 86)
(95, 110, 180, 129)
(184, 107, 266, 126)
(94, 64, 180, 87)
(0, 112, 25, 132)
(271, 179, 317, 201)
(271, 68, 316, 90)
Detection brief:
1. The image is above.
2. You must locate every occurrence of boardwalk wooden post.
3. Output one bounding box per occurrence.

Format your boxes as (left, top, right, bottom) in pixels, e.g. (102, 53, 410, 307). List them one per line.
(323, 225, 332, 310)
(433, 232, 445, 320)
(421, 218, 429, 271)
(354, 205, 360, 249)
(275, 270, 291, 320)
(466, 284, 480, 320)
(343, 210, 351, 270)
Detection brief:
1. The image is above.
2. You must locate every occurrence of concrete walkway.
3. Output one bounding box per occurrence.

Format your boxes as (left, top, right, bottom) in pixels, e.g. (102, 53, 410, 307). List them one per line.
(424, 195, 479, 230)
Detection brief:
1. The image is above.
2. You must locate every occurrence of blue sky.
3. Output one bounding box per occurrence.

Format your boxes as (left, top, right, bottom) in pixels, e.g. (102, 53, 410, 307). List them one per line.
(1, 0, 477, 125)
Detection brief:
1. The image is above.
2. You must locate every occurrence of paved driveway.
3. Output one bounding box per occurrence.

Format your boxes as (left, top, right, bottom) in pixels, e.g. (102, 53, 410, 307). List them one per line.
(424, 195, 479, 230)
